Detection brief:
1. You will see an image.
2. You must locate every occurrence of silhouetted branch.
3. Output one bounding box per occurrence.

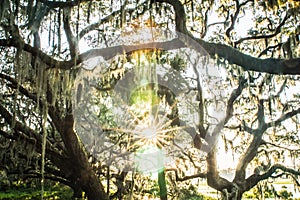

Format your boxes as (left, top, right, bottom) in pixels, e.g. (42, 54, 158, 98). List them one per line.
(166, 168, 206, 181)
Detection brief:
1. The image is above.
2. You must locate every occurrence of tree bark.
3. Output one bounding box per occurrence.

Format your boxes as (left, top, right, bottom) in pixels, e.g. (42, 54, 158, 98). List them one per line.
(58, 114, 109, 200)
(220, 189, 243, 200)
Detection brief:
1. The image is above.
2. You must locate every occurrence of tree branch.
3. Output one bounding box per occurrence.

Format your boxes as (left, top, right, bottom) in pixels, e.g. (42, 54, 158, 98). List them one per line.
(245, 164, 300, 191)
(258, 43, 282, 58)
(234, 12, 289, 45)
(154, 0, 300, 74)
(206, 147, 234, 191)
(194, 38, 300, 75)
(23, 173, 71, 188)
(224, 76, 247, 124)
(0, 39, 63, 67)
(78, 1, 135, 39)
(0, 104, 65, 165)
(38, 0, 90, 8)
(225, 0, 253, 41)
(63, 7, 78, 58)
(266, 107, 300, 128)
(1, 33, 300, 74)
(153, 0, 188, 34)
(166, 168, 206, 181)
(264, 141, 300, 152)
(233, 128, 266, 183)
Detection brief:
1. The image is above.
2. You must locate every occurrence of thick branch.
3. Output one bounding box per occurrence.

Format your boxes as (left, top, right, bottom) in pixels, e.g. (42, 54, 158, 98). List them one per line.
(233, 128, 266, 183)
(0, 39, 62, 67)
(0, 72, 63, 130)
(0, 104, 40, 143)
(194, 38, 300, 75)
(206, 147, 234, 191)
(154, 0, 188, 34)
(60, 113, 109, 200)
(0, 104, 65, 167)
(1, 34, 300, 74)
(154, 0, 300, 74)
(38, 0, 90, 8)
(63, 7, 78, 58)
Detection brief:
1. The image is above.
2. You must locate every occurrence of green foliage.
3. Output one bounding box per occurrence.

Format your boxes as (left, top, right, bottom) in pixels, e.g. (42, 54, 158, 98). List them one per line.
(169, 54, 186, 72)
(278, 188, 293, 200)
(0, 183, 73, 200)
(178, 186, 217, 200)
(243, 185, 294, 200)
(243, 187, 274, 199)
(96, 102, 117, 127)
(142, 180, 160, 197)
(130, 88, 160, 106)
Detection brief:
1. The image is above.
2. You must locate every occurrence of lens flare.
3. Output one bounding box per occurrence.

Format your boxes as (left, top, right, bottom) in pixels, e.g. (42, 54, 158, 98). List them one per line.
(141, 127, 156, 139)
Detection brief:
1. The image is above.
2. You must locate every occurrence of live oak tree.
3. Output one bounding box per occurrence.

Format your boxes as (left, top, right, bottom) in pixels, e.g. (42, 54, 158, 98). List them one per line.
(0, 0, 300, 200)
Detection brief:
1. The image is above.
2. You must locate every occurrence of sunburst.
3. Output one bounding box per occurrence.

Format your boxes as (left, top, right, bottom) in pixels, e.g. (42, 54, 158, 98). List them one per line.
(105, 96, 186, 151)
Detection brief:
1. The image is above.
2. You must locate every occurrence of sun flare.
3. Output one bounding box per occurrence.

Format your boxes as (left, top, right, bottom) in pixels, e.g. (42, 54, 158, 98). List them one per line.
(105, 93, 186, 152)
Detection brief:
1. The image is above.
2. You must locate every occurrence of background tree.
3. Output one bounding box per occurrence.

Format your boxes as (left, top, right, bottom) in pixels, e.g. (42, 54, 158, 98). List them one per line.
(0, 0, 300, 200)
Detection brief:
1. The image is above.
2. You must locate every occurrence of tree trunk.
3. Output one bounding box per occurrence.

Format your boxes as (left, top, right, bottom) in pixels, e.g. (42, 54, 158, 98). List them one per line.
(220, 188, 243, 200)
(57, 113, 109, 200)
(79, 167, 108, 200)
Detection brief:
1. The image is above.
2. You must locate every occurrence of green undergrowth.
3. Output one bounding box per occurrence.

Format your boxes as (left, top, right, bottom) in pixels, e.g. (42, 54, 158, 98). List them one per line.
(0, 184, 73, 200)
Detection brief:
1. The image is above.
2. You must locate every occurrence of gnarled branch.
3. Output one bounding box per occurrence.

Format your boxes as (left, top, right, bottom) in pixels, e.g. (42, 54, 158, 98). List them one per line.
(245, 164, 300, 191)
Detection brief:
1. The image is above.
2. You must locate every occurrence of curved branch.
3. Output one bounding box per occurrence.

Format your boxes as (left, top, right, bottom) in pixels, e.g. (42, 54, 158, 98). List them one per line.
(152, 0, 300, 74)
(264, 141, 300, 152)
(224, 77, 247, 124)
(266, 107, 300, 128)
(233, 128, 266, 183)
(166, 168, 206, 181)
(225, 0, 253, 40)
(79, 12, 117, 40)
(235, 12, 289, 45)
(258, 43, 282, 58)
(38, 0, 90, 8)
(0, 104, 65, 165)
(245, 164, 300, 191)
(24, 173, 71, 188)
(1, 35, 300, 75)
(206, 147, 234, 191)
(194, 38, 300, 75)
(153, 0, 188, 34)
(79, 2, 133, 39)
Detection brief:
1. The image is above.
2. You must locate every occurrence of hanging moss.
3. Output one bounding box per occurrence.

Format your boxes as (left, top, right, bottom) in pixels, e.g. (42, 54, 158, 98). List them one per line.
(57, 9, 62, 54)
(0, 0, 9, 21)
(87, 0, 93, 24)
(41, 99, 48, 200)
(48, 12, 52, 47)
